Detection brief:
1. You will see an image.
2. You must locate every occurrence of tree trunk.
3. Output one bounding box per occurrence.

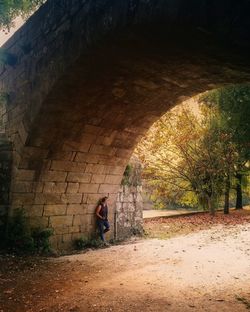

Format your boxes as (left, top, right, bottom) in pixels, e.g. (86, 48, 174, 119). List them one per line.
(236, 173, 243, 209)
(208, 196, 215, 216)
(224, 178, 230, 214)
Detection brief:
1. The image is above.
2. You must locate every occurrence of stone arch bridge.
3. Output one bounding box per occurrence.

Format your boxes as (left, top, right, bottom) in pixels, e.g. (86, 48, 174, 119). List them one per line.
(0, 0, 250, 249)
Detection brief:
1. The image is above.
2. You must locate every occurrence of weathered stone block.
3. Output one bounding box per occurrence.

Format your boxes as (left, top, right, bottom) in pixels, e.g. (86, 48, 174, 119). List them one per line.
(67, 172, 92, 183)
(69, 225, 81, 234)
(99, 184, 119, 194)
(18, 121, 28, 145)
(60, 234, 74, 250)
(43, 182, 67, 194)
(66, 182, 79, 193)
(86, 213, 96, 227)
(86, 204, 97, 214)
(79, 133, 97, 144)
(87, 193, 103, 204)
(49, 150, 74, 161)
(0, 205, 7, 216)
(74, 152, 87, 163)
(109, 166, 125, 175)
(115, 202, 122, 212)
(73, 214, 88, 226)
(67, 204, 86, 215)
(61, 194, 82, 204)
(51, 160, 86, 172)
(16, 169, 35, 181)
(75, 152, 99, 164)
(104, 175, 122, 185)
(50, 215, 73, 227)
(49, 234, 62, 250)
(78, 183, 99, 194)
(12, 193, 35, 205)
(91, 174, 106, 183)
(12, 181, 34, 193)
(85, 164, 106, 174)
(63, 140, 91, 153)
(33, 182, 44, 193)
(20, 147, 49, 167)
(136, 193, 143, 202)
(128, 203, 136, 211)
(54, 225, 69, 235)
(128, 193, 135, 203)
(82, 193, 88, 203)
(89, 144, 116, 156)
(23, 204, 44, 217)
(40, 170, 67, 182)
(80, 224, 87, 233)
(96, 135, 115, 146)
(29, 216, 49, 228)
(83, 125, 102, 135)
(43, 204, 67, 216)
(34, 193, 62, 204)
(115, 148, 132, 158)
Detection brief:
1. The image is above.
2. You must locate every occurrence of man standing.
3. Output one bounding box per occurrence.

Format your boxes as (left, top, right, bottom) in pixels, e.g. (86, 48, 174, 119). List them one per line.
(96, 196, 110, 242)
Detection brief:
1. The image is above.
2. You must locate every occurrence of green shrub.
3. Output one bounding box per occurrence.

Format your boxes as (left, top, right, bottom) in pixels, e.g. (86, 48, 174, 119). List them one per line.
(32, 228, 54, 254)
(74, 236, 103, 250)
(6, 208, 33, 252)
(4, 209, 53, 254)
(74, 236, 88, 250)
(121, 163, 142, 186)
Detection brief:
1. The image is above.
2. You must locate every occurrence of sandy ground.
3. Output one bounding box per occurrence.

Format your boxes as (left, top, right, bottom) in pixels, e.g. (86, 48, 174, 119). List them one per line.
(1, 215, 250, 312)
(143, 209, 197, 219)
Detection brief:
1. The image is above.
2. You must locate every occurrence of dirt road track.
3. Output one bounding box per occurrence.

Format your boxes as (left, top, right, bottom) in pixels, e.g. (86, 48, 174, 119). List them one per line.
(1, 222, 250, 312)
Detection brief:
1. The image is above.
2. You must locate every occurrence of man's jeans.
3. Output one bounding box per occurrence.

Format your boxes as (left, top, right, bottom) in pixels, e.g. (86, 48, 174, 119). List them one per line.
(97, 219, 110, 241)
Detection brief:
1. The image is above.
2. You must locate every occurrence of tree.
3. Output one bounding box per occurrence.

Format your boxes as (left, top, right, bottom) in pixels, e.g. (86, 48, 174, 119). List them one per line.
(201, 84, 250, 210)
(136, 104, 236, 215)
(202, 111, 238, 214)
(0, 0, 44, 30)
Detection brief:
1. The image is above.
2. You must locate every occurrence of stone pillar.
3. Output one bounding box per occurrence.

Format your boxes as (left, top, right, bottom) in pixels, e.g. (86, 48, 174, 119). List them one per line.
(115, 185, 143, 239)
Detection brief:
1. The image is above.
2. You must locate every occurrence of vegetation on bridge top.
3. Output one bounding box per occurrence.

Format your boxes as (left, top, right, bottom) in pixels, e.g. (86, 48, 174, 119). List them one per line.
(0, 0, 44, 30)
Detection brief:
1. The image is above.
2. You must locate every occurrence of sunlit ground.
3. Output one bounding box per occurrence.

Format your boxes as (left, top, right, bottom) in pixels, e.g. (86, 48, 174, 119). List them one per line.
(1, 209, 250, 312)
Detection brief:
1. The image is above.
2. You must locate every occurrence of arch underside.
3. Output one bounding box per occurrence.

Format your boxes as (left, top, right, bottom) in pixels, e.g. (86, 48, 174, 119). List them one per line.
(1, 2, 249, 249)
(11, 32, 250, 249)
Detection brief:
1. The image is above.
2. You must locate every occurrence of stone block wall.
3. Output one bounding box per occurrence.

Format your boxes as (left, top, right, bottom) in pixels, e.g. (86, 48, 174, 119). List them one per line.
(0, 137, 12, 236)
(115, 185, 143, 239)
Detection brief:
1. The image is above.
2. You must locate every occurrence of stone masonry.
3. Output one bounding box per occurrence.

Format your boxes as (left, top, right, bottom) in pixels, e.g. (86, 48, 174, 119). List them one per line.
(115, 185, 143, 239)
(0, 0, 250, 250)
(0, 136, 12, 237)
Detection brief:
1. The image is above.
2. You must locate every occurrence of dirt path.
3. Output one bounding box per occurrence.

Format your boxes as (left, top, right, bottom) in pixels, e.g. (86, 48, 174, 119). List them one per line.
(1, 214, 250, 312)
(143, 209, 198, 219)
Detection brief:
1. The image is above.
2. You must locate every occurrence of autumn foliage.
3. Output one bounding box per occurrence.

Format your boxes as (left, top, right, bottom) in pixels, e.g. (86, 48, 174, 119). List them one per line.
(136, 85, 250, 214)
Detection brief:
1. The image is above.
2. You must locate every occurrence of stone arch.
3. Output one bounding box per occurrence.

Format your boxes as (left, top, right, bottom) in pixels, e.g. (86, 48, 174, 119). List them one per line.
(1, 0, 250, 249)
